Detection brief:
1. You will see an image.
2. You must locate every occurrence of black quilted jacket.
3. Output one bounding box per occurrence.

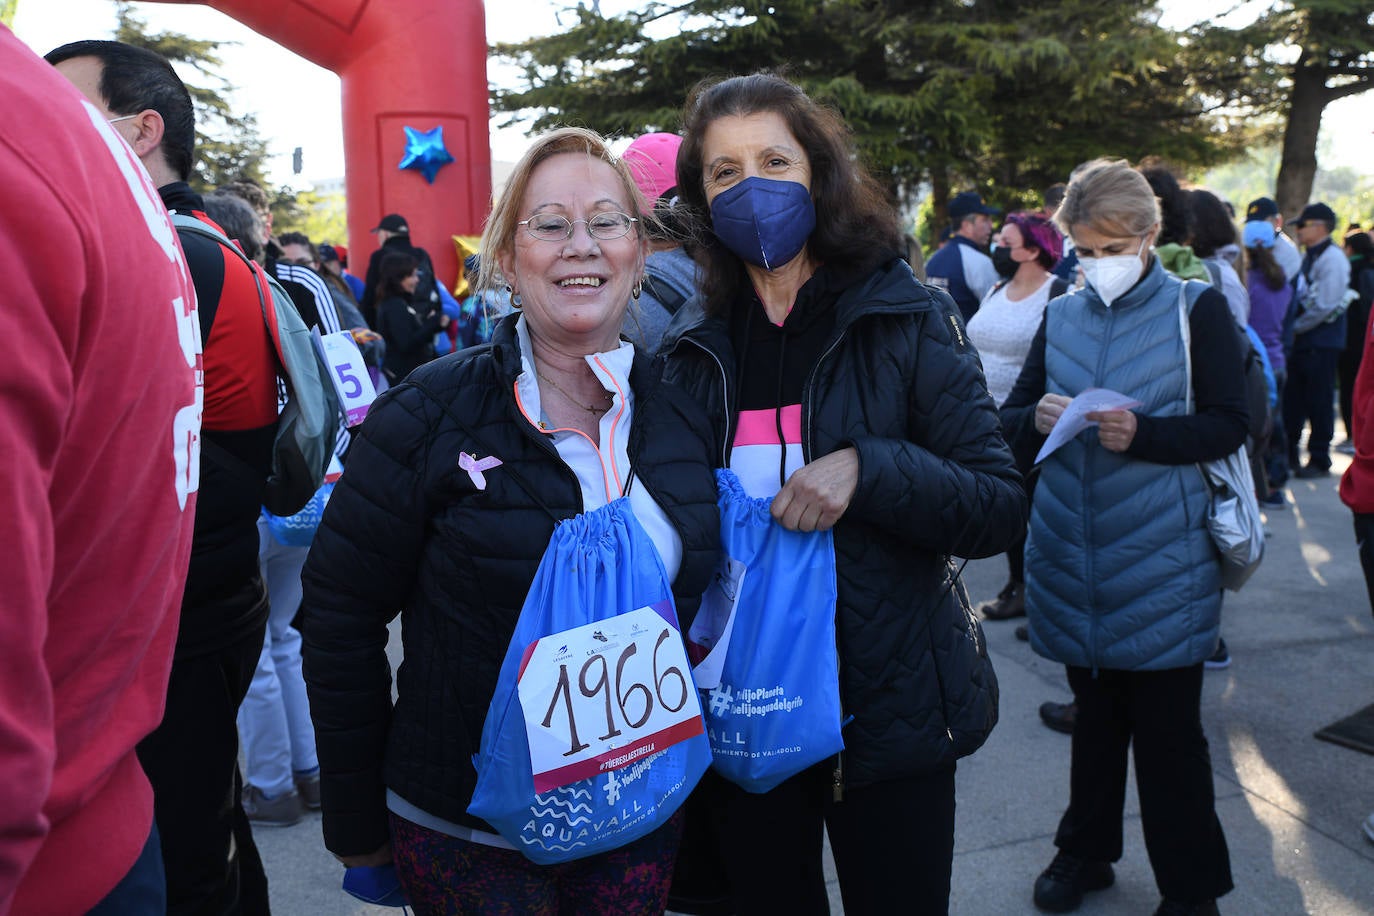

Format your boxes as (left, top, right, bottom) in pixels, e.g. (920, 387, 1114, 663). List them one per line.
(300, 316, 720, 856)
(658, 257, 1026, 790)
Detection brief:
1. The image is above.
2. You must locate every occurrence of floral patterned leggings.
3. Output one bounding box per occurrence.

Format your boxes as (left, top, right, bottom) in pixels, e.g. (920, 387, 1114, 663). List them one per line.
(388, 810, 683, 915)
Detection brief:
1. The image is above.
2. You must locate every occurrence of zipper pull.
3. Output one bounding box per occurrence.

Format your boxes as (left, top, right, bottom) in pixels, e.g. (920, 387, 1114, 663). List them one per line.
(832, 755, 845, 803)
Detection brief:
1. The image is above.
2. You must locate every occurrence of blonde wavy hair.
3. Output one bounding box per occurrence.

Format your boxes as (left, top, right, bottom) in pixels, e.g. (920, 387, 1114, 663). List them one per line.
(477, 127, 647, 293)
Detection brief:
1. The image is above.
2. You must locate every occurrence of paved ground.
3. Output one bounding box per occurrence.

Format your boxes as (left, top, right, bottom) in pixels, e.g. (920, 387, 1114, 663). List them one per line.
(255, 451, 1374, 914)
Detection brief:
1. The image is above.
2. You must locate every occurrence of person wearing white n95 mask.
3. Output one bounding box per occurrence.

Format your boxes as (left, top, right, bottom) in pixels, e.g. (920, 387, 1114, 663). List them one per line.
(1076, 229, 1152, 308)
(998, 159, 1246, 916)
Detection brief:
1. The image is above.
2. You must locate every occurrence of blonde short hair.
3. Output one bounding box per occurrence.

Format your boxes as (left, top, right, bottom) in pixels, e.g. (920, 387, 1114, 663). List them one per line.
(1054, 158, 1160, 240)
(477, 127, 646, 292)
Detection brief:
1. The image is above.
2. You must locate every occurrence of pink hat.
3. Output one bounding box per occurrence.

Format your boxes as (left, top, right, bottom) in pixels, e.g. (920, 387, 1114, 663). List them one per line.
(623, 132, 682, 214)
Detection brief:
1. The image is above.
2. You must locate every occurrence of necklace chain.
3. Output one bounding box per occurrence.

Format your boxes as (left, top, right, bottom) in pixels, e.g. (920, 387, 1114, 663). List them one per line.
(536, 369, 612, 414)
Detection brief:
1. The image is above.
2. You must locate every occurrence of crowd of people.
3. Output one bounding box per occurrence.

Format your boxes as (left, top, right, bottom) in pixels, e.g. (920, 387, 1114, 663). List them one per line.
(6, 20, 1374, 916)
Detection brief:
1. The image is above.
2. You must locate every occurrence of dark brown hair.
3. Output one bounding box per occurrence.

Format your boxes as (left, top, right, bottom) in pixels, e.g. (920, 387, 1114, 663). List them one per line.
(380, 252, 419, 299)
(1246, 243, 1286, 291)
(676, 73, 902, 315)
(1186, 189, 1238, 260)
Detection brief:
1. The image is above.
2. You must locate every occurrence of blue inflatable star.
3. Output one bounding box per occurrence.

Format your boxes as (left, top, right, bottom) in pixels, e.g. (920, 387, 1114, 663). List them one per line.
(398, 125, 455, 184)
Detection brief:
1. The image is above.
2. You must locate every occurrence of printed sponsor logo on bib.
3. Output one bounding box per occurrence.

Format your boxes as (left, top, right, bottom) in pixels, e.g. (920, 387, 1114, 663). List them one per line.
(516, 602, 705, 793)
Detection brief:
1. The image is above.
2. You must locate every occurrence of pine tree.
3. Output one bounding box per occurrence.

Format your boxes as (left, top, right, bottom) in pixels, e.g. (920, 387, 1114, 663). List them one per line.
(114, 2, 270, 191)
(492, 0, 1257, 224)
(1192, 1, 1374, 218)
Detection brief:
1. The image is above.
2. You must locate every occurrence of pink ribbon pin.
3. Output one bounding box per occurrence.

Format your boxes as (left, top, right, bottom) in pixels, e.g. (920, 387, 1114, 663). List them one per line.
(459, 452, 502, 490)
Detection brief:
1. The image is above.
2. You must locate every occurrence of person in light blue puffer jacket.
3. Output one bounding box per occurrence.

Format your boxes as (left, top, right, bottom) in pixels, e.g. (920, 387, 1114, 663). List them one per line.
(1001, 159, 1250, 916)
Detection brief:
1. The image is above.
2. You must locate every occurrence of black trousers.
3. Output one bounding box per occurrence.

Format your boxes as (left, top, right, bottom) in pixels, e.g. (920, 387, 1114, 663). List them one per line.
(708, 760, 956, 916)
(1285, 346, 1341, 470)
(1355, 514, 1374, 615)
(1339, 342, 1363, 440)
(137, 623, 271, 916)
(1056, 664, 1233, 904)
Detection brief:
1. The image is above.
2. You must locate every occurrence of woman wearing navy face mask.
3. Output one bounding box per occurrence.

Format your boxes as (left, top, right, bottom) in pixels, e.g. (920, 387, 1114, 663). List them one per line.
(659, 73, 1026, 915)
(1000, 159, 1245, 916)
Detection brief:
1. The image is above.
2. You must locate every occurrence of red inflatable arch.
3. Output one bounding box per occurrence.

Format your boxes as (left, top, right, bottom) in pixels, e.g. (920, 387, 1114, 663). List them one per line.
(153, 0, 491, 287)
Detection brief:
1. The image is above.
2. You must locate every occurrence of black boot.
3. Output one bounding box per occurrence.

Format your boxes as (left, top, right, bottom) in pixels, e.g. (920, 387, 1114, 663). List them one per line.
(1038, 700, 1076, 735)
(1033, 851, 1114, 912)
(978, 581, 1025, 620)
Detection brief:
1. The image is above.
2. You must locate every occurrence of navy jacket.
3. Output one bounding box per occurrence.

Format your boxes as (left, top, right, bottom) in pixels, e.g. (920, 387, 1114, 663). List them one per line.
(300, 315, 720, 856)
(659, 257, 1025, 788)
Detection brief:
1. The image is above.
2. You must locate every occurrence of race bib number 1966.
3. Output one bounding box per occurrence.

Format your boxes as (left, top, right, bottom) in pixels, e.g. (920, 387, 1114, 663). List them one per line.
(516, 603, 705, 794)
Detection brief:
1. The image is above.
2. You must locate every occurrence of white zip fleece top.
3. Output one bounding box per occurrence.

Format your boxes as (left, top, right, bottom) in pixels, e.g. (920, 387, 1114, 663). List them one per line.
(512, 314, 684, 582)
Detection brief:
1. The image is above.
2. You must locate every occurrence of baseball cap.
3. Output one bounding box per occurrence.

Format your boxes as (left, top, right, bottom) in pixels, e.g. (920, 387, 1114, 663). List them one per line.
(1287, 202, 1336, 227)
(371, 213, 409, 233)
(949, 191, 1000, 223)
(623, 133, 682, 215)
(1242, 221, 1276, 249)
(318, 243, 341, 263)
(1245, 197, 1279, 222)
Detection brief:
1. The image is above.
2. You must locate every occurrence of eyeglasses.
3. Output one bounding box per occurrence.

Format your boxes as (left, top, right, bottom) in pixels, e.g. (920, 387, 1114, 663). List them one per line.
(519, 212, 638, 242)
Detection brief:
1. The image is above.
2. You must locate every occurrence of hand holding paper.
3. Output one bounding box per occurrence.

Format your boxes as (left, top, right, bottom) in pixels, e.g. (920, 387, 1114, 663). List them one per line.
(1035, 388, 1143, 464)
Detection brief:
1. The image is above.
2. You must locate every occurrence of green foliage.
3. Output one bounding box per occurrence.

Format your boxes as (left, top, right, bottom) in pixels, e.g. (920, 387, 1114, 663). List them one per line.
(114, 2, 270, 192)
(0, 0, 17, 29)
(1199, 146, 1374, 235)
(492, 0, 1260, 222)
(1191, 0, 1374, 214)
(275, 188, 349, 246)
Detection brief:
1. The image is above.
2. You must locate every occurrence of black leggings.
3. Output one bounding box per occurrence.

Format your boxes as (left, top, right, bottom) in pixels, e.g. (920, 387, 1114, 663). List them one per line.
(707, 761, 957, 915)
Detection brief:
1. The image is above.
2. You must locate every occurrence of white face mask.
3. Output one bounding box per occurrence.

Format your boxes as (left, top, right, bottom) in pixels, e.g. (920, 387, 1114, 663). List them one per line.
(1079, 242, 1147, 307)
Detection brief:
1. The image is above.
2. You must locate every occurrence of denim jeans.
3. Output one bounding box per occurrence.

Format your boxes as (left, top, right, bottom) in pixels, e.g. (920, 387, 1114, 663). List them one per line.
(237, 516, 319, 796)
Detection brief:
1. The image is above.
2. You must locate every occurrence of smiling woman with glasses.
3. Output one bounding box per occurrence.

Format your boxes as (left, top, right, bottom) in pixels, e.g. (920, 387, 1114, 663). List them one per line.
(299, 126, 720, 913)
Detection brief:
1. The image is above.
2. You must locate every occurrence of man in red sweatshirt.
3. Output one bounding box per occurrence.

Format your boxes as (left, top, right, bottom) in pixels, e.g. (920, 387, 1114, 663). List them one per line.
(1339, 251, 1374, 846)
(48, 39, 282, 914)
(0, 26, 201, 914)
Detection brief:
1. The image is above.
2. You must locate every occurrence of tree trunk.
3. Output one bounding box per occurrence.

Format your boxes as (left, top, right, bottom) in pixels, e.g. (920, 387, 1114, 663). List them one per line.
(1275, 48, 1327, 222)
(930, 167, 951, 253)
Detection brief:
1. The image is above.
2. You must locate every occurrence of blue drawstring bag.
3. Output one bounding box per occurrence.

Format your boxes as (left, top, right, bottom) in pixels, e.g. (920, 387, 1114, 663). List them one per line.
(467, 498, 711, 864)
(687, 468, 843, 794)
(261, 481, 334, 547)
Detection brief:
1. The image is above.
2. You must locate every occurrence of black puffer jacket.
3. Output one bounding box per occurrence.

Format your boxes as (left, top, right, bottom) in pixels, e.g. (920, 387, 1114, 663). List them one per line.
(301, 316, 720, 856)
(659, 257, 1026, 789)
